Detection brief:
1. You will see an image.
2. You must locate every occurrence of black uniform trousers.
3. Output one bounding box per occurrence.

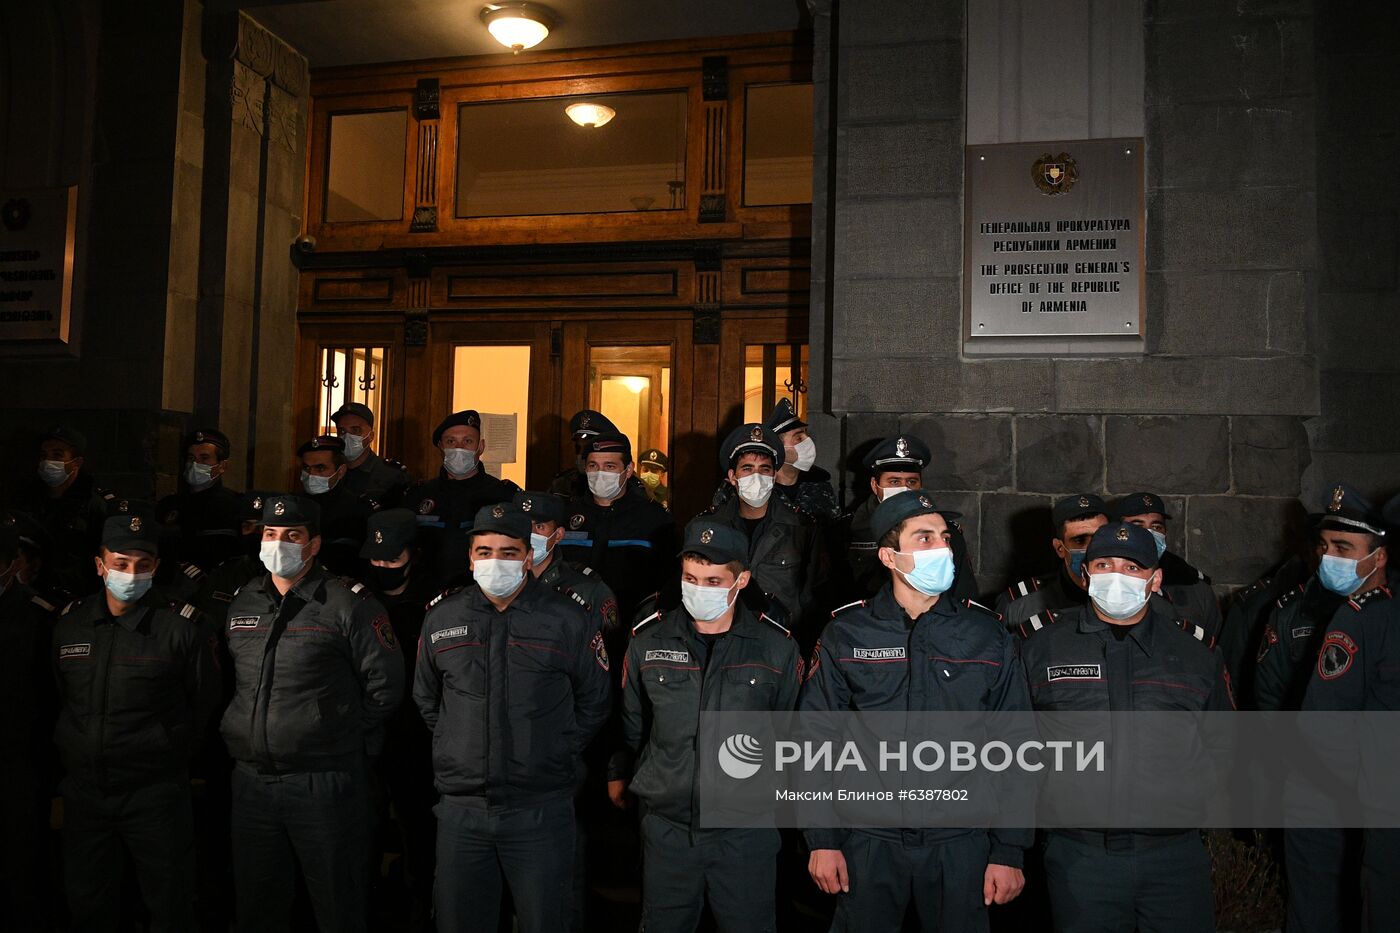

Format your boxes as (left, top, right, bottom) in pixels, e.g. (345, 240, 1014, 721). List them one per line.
(61, 777, 195, 933)
(1044, 831, 1214, 933)
(1285, 828, 1359, 933)
(230, 761, 371, 933)
(830, 829, 990, 933)
(433, 794, 575, 933)
(639, 811, 780, 933)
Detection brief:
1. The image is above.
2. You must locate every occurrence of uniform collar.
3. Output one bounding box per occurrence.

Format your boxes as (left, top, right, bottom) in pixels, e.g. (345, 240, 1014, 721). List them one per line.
(659, 601, 759, 640)
(1075, 596, 1171, 655)
(467, 571, 544, 614)
(868, 582, 958, 627)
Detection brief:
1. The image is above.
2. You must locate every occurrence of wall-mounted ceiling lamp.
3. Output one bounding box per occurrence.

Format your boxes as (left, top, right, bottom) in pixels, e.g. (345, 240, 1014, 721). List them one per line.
(565, 102, 616, 128)
(480, 2, 553, 53)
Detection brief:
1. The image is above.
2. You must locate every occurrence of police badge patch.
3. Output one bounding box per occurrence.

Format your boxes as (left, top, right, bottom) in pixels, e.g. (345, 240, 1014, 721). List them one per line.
(1317, 630, 1358, 680)
(591, 631, 610, 672)
(371, 614, 398, 652)
(569, 514, 585, 530)
(418, 499, 436, 515)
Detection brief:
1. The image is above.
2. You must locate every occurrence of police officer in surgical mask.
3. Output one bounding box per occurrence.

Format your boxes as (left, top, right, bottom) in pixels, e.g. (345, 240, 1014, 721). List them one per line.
(158, 427, 243, 572)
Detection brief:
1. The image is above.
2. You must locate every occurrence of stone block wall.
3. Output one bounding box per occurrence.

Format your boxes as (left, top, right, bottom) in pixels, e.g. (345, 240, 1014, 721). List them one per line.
(808, 0, 1396, 597)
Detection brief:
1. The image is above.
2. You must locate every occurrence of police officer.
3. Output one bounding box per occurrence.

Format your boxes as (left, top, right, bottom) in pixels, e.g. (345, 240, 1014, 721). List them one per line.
(195, 489, 274, 626)
(11, 425, 112, 595)
(1115, 492, 1223, 640)
(158, 427, 242, 572)
(361, 508, 438, 924)
(516, 490, 620, 637)
(332, 401, 413, 507)
(413, 502, 612, 933)
(996, 494, 1110, 629)
(638, 447, 672, 509)
(616, 518, 801, 932)
(802, 491, 1030, 931)
(550, 409, 620, 497)
(557, 432, 676, 629)
(842, 435, 979, 602)
(52, 512, 220, 932)
(699, 423, 821, 644)
(1255, 484, 1392, 712)
(0, 522, 59, 930)
(766, 398, 839, 520)
(298, 434, 377, 576)
(222, 494, 404, 933)
(403, 410, 520, 588)
(1019, 522, 1233, 932)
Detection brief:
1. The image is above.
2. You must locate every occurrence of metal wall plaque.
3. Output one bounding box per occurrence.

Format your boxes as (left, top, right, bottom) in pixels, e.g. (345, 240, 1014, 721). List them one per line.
(964, 138, 1144, 346)
(0, 186, 76, 345)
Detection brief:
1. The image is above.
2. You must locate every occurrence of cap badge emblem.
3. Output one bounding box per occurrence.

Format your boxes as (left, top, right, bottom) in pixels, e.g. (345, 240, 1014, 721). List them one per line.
(418, 498, 435, 514)
(311, 437, 321, 448)
(194, 431, 205, 442)
(1116, 526, 1130, 541)
(1329, 486, 1344, 513)
(1078, 496, 1090, 509)
(274, 501, 286, 516)
(491, 505, 505, 518)
(895, 437, 909, 458)
(252, 496, 263, 510)
(117, 500, 129, 513)
(1142, 495, 1153, 509)
(918, 495, 932, 508)
(374, 530, 384, 544)
(580, 413, 592, 428)
(569, 514, 585, 530)
(749, 426, 764, 443)
(700, 528, 714, 544)
(129, 517, 142, 532)
(520, 499, 532, 513)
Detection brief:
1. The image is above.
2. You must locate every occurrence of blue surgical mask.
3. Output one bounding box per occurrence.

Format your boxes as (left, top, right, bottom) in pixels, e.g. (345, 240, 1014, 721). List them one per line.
(895, 547, 956, 596)
(530, 532, 554, 565)
(301, 470, 333, 495)
(1066, 548, 1086, 577)
(184, 461, 215, 489)
(103, 568, 154, 603)
(260, 539, 307, 579)
(38, 459, 69, 487)
(681, 580, 739, 622)
(474, 558, 525, 598)
(1318, 551, 1378, 596)
(1149, 530, 1168, 559)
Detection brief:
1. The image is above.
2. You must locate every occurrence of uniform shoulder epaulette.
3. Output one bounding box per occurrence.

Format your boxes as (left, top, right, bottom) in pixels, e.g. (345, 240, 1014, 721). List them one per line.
(579, 565, 595, 577)
(101, 490, 115, 501)
(758, 611, 791, 638)
(339, 577, 373, 598)
(361, 496, 382, 512)
(61, 599, 79, 616)
(1176, 618, 1216, 648)
(426, 585, 463, 611)
(561, 585, 591, 611)
(1234, 576, 1272, 602)
(169, 601, 201, 621)
(1275, 583, 1305, 609)
(962, 598, 1002, 621)
(831, 599, 866, 619)
(1004, 576, 1044, 602)
(632, 610, 662, 636)
(1016, 610, 1058, 640)
(384, 458, 409, 472)
(31, 594, 56, 614)
(181, 562, 206, 583)
(1348, 585, 1392, 612)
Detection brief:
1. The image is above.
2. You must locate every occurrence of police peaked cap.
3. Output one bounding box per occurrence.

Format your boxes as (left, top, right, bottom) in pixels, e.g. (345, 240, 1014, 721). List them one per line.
(583, 432, 633, 464)
(871, 491, 961, 543)
(1317, 482, 1386, 537)
(765, 398, 807, 435)
(101, 506, 162, 554)
(184, 427, 231, 459)
(262, 495, 321, 536)
(863, 435, 930, 473)
(720, 423, 785, 472)
(361, 508, 418, 560)
(681, 518, 750, 567)
(470, 502, 531, 542)
(569, 409, 617, 439)
(297, 435, 345, 457)
(514, 491, 570, 526)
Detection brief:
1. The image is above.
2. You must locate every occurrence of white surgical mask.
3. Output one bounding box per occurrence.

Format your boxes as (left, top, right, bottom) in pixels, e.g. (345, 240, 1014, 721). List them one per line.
(184, 461, 215, 489)
(474, 558, 525, 598)
(681, 580, 738, 622)
(103, 568, 154, 603)
(260, 539, 308, 579)
(38, 459, 69, 487)
(790, 437, 817, 472)
(530, 532, 555, 565)
(443, 448, 477, 477)
(587, 470, 624, 501)
(341, 434, 365, 460)
(736, 473, 775, 508)
(879, 485, 911, 502)
(1088, 572, 1151, 621)
(301, 470, 333, 495)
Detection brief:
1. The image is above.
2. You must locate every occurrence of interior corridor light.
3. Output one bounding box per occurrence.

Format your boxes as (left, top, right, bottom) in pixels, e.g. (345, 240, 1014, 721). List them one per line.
(619, 376, 649, 394)
(565, 102, 616, 128)
(480, 2, 553, 53)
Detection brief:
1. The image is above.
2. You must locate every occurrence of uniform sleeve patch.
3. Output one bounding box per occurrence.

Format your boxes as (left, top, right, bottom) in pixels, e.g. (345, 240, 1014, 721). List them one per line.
(591, 630, 610, 672)
(1317, 630, 1358, 681)
(371, 613, 399, 651)
(58, 643, 91, 660)
(804, 639, 822, 683)
(600, 597, 619, 631)
(1257, 623, 1279, 662)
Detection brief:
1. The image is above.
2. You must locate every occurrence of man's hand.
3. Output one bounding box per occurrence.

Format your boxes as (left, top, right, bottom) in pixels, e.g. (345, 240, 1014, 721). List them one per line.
(606, 778, 631, 810)
(808, 849, 849, 895)
(983, 863, 1024, 906)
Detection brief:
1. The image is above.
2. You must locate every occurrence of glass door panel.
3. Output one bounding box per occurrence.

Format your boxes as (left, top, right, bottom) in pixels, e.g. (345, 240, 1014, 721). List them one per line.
(451, 344, 532, 486)
(587, 344, 672, 459)
(742, 343, 808, 424)
(317, 345, 387, 435)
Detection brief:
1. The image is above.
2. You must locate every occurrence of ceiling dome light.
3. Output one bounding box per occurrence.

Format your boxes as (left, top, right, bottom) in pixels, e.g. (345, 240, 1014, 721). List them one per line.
(480, 2, 553, 53)
(565, 102, 616, 128)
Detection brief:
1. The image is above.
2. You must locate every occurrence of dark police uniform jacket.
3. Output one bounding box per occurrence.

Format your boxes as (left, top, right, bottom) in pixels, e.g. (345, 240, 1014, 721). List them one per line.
(1253, 576, 1346, 711)
(1, 583, 57, 760)
(539, 556, 620, 638)
(306, 482, 376, 578)
(220, 566, 404, 772)
(621, 603, 801, 828)
(158, 481, 243, 572)
(1303, 586, 1398, 712)
(996, 567, 1089, 630)
(1158, 550, 1223, 641)
(404, 469, 520, 588)
(344, 451, 412, 508)
(11, 472, 112, 596)
(842, 496, 980, 604)
(799, 584, 1032, 865)
(558, 485, 676, 626)
(413, 576, 611, 805)
(52, 590, 220, 792)
(699, 492, 821, 638)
